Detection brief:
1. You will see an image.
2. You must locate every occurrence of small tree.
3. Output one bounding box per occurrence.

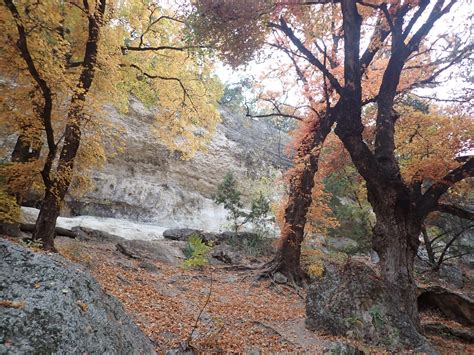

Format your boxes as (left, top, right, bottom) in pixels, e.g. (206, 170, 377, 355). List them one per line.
(214, 172, 270, 233)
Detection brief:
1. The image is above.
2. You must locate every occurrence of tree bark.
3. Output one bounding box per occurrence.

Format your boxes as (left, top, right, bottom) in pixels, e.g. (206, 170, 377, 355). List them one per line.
(262, 111, 335, 284)
(33, 190, 60, 251)
(370, 189, 422, 330)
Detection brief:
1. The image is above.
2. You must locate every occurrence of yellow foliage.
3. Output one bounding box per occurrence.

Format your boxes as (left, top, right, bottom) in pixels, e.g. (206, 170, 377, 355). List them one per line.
(0, 189, 21, 224)
(307, 261, 325, 278)
(0, 0, 222, 202)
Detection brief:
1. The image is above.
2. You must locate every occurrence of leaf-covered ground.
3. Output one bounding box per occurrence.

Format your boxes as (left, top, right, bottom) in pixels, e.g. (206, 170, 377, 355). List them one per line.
(50, 237, 474, 353)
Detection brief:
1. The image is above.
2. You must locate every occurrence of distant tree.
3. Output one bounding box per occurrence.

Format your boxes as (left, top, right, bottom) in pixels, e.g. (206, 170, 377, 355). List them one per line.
(214, 172, 270, 233)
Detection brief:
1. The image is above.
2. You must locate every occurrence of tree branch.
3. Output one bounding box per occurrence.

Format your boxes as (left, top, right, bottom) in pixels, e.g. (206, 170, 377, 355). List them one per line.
(268, 17, 343, 95)
(127, 64, 194, 109)
(437, 204, 474, 221)
(3, 0, 56, 186)
(420, 157, 474, 215)
(123, 45, 208, 53)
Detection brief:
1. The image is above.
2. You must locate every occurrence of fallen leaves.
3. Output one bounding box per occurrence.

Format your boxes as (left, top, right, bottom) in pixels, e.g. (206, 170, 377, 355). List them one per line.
(91, 259, 312, 352)
(0, 300, 25, 309)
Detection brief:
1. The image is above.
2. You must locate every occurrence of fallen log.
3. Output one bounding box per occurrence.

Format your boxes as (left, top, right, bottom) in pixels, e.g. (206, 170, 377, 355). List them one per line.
(19, 223, 77, 239)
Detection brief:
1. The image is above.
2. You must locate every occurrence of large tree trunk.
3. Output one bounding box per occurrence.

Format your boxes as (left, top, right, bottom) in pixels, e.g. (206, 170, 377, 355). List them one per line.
(263, 111, 335, 284)
(371, 194, 422, 331)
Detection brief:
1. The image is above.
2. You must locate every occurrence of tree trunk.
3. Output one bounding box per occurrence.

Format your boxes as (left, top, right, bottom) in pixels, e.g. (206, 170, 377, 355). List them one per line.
(263, 112, 335, 284)
(33, 190, 60, 251)
(372, 203, 422, 331)
(32, 0, 106, 251)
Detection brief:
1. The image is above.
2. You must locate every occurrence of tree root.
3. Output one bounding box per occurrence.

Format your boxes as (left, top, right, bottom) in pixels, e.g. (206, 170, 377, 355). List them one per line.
(257, 256, 309, 289)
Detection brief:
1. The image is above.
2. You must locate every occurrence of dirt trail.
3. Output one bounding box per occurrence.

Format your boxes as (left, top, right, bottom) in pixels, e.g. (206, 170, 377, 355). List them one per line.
(54, 236, 473, 354)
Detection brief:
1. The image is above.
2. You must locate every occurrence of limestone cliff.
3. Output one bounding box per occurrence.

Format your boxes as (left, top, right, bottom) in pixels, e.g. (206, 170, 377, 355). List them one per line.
(63, 100, 291, 231)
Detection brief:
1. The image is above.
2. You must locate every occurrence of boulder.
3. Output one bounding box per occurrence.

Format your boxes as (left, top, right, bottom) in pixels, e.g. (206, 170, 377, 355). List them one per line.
(163, 228, 214, 242)
(0, 239, 156, 354)
(418, 286, 474, 325)
(211, 244, 242, 265)
(322, 341, 365, 355)
(72, 226, 123, 243)
(326, 237, 359, 253)
(116, 239, 185, 265)
(439, 264, 464, 288)
(306, 261, 429, 350)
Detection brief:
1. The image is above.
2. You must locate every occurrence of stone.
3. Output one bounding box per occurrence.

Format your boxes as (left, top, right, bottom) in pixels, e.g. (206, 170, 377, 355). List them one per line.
(163, 228, 233, 245)
(439, 264, 464, 288)
(326, 237, 359, 253)
(0, 239, 156, 354)
(211, 244, 241, 265)
(72, 226, 123, 243)
(115, 239, 186, 265)
(323, 341, 365, 355)
(273, 272, 288, 284)
(306, 261, 430, 350)
(163, 229, 205, 241)
(138, 261, 160, 273)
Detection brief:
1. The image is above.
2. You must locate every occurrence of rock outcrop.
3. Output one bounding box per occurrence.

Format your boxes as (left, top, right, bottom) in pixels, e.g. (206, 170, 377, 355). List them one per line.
(65, 102, 290, 231)
(306, 261, 431, 351)
(0, 239, 156, 354)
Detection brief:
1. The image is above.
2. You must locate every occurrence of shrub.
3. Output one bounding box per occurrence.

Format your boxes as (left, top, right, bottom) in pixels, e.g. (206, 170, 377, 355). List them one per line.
(183, 234, 212, 268)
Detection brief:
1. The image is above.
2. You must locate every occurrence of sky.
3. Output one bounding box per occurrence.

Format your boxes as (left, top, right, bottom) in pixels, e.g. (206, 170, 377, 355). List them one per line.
(213, 1, 473, 113)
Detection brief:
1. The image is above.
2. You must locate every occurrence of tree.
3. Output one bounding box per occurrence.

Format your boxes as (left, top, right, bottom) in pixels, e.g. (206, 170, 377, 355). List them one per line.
(194, 0, 474, 344)
(1, 0, 222, 250)
(214, 172, 271, 233)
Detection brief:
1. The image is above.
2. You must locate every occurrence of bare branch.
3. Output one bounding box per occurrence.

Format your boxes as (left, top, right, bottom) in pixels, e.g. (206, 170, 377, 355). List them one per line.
(127, 64, 195, 109)
(437, 204, 474, 221)
(268, 17, 343, 95)
(123, 45, 208, 53)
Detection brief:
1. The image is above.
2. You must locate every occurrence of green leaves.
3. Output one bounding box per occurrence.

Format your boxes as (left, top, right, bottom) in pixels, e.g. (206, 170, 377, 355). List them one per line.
(183, 234, 212, 268)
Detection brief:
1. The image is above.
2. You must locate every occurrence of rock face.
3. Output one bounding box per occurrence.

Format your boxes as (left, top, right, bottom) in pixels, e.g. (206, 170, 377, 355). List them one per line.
(0, 239, 156, 354)
(65, 101, 290, 231)
(306, 261, 429, 350)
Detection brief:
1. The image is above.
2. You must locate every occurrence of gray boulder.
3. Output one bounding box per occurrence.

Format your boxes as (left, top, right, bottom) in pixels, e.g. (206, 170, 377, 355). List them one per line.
(439, 264, 464, 289)
(0, 239, 156, 354)
(72, 226, 123, 243)
(116, 239, 186, 265)
(210, 244, 241, 265)
(306, 261, 430, 350)
(418, 286, 474, 325)
(163, 228, 212, 242)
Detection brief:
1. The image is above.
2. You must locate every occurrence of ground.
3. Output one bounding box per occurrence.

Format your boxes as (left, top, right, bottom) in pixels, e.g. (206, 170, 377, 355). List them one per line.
(4, 235, 474, 353)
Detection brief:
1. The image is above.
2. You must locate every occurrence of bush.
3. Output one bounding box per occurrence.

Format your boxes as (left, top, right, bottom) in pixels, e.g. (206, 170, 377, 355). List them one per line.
(0, 189, 21, 224)
(183, 234, 212, 268)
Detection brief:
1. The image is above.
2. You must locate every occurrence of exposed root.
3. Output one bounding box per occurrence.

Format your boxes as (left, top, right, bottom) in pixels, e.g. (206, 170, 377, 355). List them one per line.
(257, 256, 309, 289)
